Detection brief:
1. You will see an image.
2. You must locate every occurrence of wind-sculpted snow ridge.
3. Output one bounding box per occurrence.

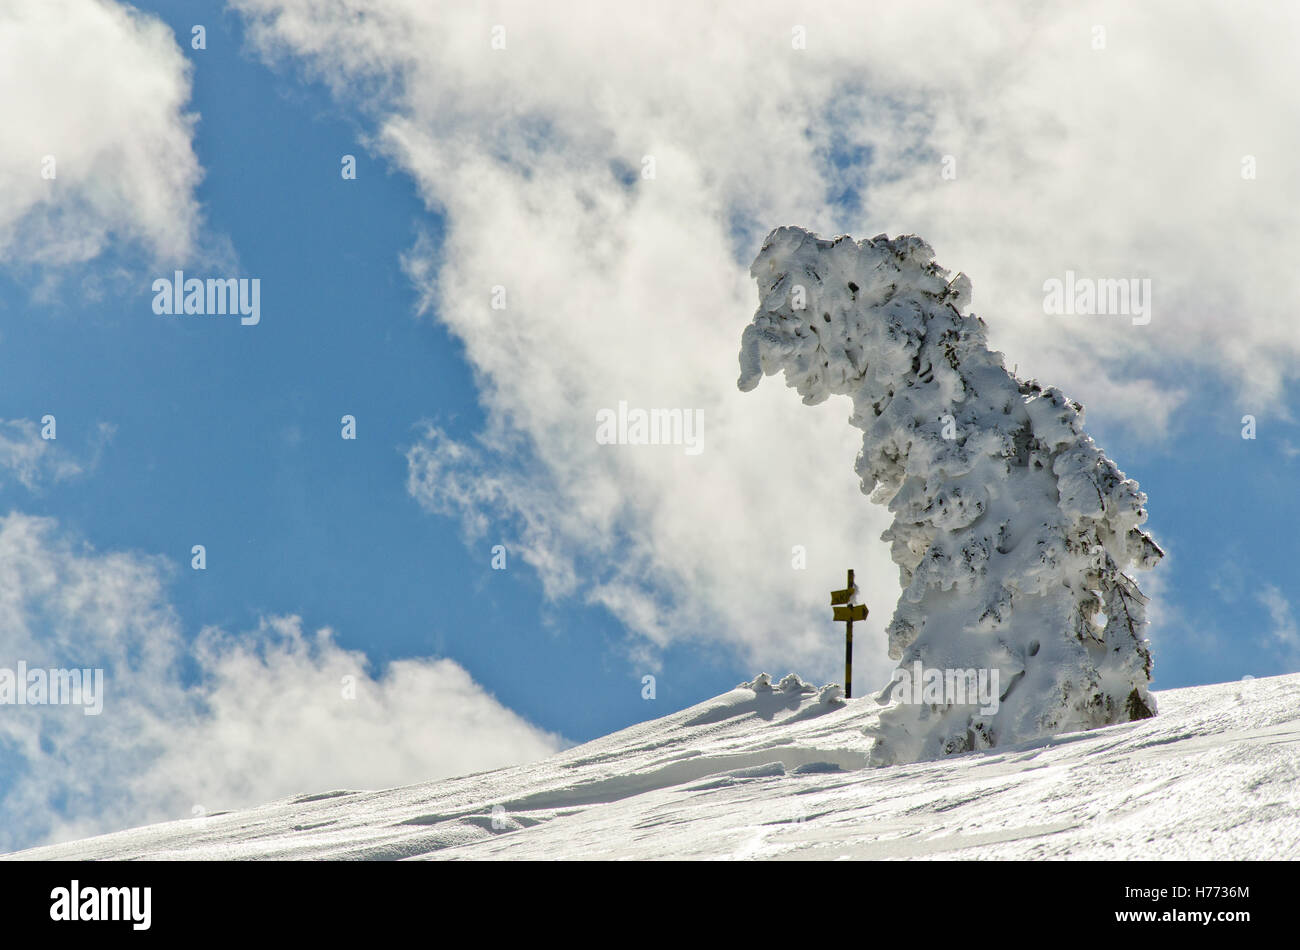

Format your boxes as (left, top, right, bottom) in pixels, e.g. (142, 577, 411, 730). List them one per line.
(737, 227, 1164, 766)
(9, 673, 1299, 860)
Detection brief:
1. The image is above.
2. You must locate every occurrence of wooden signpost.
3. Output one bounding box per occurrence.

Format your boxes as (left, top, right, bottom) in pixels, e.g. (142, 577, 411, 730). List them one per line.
(831, 569, 868, 698)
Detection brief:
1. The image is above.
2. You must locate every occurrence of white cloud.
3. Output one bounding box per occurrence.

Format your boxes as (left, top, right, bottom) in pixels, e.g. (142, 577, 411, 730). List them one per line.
(0, 419, 79, 490)
(1258, 584, 1299, 659)
(0, 418, 114, 492)
(0, 0, 203, 267)
(231, 1, 1299, 678)
(0, 513, 563, 851)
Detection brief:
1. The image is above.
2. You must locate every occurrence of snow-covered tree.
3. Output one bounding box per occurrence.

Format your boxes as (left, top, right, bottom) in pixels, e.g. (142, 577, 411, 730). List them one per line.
(737, 227, 1163, 765)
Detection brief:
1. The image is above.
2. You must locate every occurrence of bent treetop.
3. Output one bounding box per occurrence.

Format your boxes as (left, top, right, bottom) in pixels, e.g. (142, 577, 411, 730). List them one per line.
(737, 226, 1164, 765)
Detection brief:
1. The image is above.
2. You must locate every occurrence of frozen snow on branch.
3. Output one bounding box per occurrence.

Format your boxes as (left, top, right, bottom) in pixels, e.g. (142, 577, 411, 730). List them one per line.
(738, 227, 1163, 765)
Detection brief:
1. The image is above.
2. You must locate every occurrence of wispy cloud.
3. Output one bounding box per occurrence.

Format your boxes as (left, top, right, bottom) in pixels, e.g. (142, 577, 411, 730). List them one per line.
(0, 513, 564, 852)
(1258, 584, 1300, 660)
(0, 418, 113, 492)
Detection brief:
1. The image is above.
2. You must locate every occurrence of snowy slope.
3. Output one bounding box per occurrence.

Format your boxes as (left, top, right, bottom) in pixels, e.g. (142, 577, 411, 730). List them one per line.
(7, 672, 1299, 860)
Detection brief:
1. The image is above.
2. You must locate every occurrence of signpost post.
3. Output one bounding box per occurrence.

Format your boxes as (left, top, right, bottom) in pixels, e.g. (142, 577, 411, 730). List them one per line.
(831, 569, 868, 699)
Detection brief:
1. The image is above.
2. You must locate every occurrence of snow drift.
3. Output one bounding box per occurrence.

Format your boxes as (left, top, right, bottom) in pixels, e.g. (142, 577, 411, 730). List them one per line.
(9, 672, 1298, 861)
(737, 227, 1164, 765)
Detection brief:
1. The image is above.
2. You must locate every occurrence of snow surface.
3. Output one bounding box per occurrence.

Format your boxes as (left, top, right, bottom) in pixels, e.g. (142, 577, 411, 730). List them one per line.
(8, 671, 1299, 860)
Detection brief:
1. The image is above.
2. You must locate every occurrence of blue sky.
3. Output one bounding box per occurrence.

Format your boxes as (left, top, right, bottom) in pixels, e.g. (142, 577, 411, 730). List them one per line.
(0, 4, 738, 746)
(2, 0, 1298, 848)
